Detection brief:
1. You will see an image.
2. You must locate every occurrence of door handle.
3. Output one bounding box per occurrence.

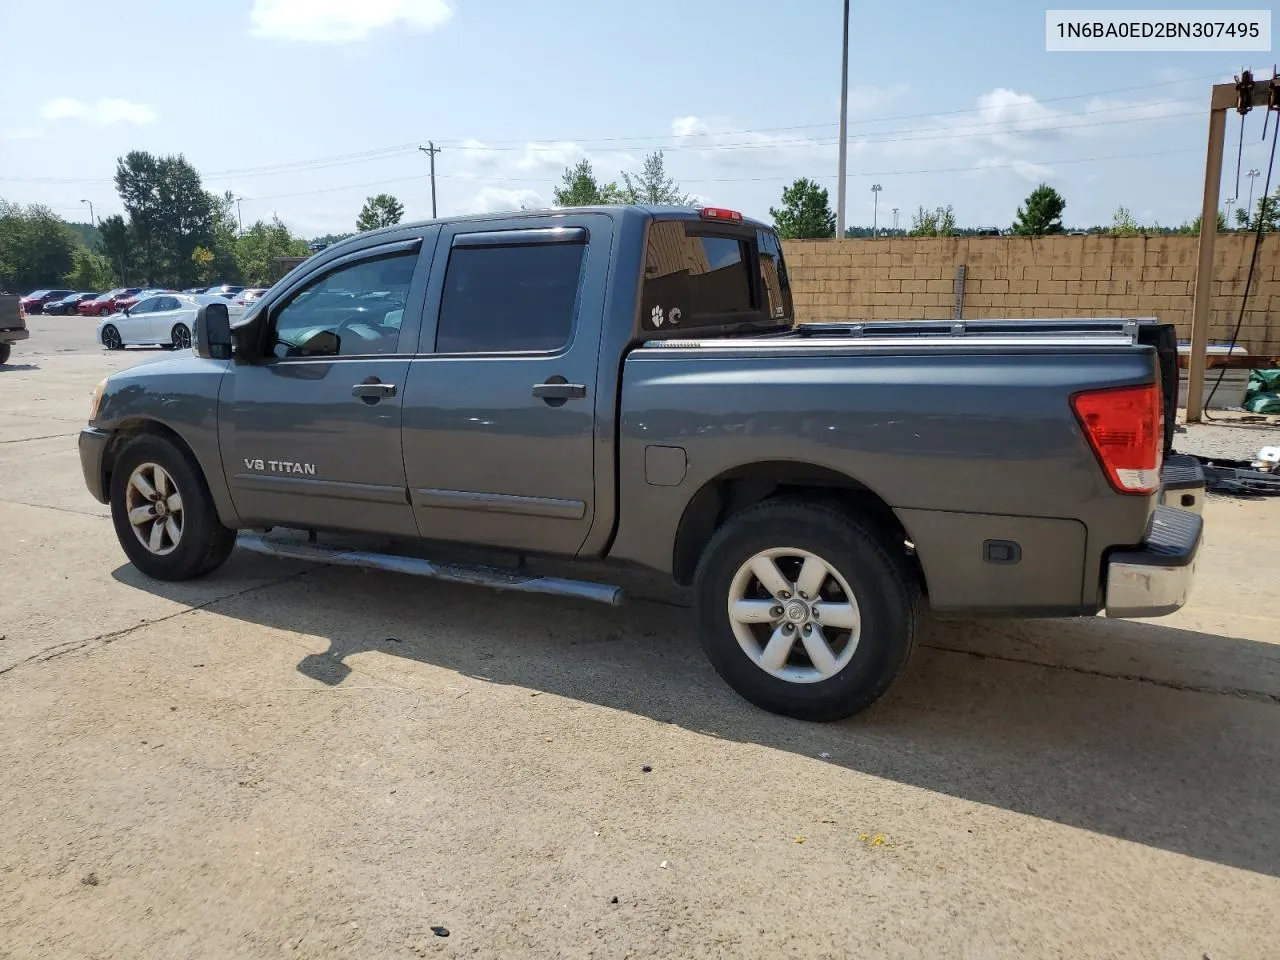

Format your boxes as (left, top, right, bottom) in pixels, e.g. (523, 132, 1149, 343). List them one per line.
(352, 381, 397, 403)
(532, 381, 587, 401)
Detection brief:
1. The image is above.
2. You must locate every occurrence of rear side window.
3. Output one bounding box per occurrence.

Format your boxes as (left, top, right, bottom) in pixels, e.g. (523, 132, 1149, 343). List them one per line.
(640, 220, 761, 332)
(435, 241, 586, 354)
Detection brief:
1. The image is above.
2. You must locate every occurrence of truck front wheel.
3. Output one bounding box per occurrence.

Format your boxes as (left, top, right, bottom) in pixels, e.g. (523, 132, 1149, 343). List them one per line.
(109, 435, 236, 581)
(693, 498, 919, 722)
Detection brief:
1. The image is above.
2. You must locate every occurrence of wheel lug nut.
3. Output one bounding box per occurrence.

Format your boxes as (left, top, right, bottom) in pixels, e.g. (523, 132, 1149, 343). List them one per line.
(771, 606, 784, 617)
(779, 591, 790, 600)
(783, 623, 795, 633)
(803, 624, 812, 634)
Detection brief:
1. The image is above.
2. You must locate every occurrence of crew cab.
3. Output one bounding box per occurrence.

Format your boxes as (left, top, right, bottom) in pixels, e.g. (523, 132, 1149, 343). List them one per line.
(0, 292, 29, 365)
(78, 205, 1204, 721)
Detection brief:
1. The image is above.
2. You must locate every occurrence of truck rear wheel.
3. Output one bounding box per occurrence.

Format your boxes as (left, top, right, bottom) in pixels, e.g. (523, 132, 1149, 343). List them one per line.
(693, 498, 918, 722)
(0, 344, 10, 365)
(109, 435, 236, 581)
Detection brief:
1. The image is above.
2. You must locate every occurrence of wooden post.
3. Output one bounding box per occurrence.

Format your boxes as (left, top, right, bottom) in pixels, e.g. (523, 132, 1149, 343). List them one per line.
(1185, 104, 1226, 422)
(1185, 78, 1273, 421)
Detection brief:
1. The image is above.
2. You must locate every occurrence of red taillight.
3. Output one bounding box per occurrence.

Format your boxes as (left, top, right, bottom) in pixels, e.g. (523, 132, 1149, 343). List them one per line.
(700, 206, 743, 223)
(1071, 383, 1164, 495)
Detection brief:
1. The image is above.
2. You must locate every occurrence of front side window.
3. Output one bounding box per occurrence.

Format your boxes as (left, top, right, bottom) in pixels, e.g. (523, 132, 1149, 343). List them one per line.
(268, 250, 418, 358)
(435, 240, 586, 354)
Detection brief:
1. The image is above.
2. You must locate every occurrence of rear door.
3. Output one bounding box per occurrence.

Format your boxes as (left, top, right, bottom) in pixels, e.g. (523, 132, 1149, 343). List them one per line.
(219, 233, 436, 536)
(148, 296, 183, 342)
(401, 212, 614, 556)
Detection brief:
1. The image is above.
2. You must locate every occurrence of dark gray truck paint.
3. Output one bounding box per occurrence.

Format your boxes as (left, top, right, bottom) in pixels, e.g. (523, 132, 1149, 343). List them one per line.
(81, 205, 1186, 620)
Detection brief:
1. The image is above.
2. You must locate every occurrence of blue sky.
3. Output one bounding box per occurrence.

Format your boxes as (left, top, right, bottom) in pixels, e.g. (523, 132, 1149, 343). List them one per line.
(1, 0, 1273, 237)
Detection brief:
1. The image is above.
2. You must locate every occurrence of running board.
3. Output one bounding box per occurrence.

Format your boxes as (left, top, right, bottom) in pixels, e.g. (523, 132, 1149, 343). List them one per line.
(236, 533, 626, 607)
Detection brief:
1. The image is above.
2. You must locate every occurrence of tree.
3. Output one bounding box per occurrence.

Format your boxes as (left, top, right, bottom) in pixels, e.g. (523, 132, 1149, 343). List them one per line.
(65, 247, 115, 289)
(1235, 186, 1279, 232)
(190, 246, 217, 285)
(769, 178, 835, 239)
(908, 204, 957, 237)
(96, 214, 135, 286)
(234, 217, 310, 286)
(113, 151, 215, 286)
(553, 159, 624, 207)
(1110, 206, 1141, 237)
(0, 200, 78, 290)
(1176, 211, 1228, 234)
(1012, 183, 1066, 235)
(356, 194, 405, 232)
(619, 151, 694, 205)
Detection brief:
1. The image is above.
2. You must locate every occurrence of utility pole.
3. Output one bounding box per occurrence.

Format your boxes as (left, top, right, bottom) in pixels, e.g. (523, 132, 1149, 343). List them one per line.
(835, 0, 850, 238)
(871, 183, 882, 237)
(419, 142, 442, 219)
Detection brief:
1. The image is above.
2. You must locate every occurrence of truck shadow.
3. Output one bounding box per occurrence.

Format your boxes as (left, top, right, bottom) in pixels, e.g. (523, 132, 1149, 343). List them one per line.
(114, 556, 1280, 879)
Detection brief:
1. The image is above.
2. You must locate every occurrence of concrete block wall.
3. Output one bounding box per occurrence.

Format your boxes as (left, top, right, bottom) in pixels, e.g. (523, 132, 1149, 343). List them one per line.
(782, 235, 1280, 354)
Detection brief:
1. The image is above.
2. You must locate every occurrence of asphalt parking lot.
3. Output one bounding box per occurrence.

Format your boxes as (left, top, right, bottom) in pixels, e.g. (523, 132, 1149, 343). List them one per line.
(2, 315, 1279, 959)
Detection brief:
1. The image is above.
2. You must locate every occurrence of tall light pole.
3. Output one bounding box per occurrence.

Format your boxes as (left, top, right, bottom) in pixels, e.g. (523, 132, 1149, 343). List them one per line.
(231, 195, 244, 235)
(419, 142, 442, 219)
(79, 199, 95, 226)
(871, 184, 882, 237)
(1223, 196, 1235, 226)
(1245, 168, 1260, 223)
(892, 207, 899, 233)
(835, 0, 849, 239)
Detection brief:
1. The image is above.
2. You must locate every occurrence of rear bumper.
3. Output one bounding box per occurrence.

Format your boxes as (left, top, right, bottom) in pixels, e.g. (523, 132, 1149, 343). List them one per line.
(1104, 505, 1202, 618)
(1158, 453, 1205, 515)
(0, 327, 30, 344)
(79, 427, 111, 504)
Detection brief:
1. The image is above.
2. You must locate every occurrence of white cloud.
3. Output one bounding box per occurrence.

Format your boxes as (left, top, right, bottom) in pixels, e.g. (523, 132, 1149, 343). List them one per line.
(38, 97, 157, 126)
(466, 187, 547, 214)
(249, 0, 453, 42)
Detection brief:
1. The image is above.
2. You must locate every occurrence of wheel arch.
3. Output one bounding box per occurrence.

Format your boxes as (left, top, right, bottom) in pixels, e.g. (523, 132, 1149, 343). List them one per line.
(670, 460, 925, 594)
(101, 418, 239, 528)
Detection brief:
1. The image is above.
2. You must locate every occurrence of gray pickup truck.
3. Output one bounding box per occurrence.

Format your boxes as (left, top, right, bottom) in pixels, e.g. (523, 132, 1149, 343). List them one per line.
(0, 292, 29, 365)
(78, 205, 1205, 720)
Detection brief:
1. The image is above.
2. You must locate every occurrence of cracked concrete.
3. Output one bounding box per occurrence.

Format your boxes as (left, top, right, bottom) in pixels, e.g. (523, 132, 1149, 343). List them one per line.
(2, 316, 1279, 959)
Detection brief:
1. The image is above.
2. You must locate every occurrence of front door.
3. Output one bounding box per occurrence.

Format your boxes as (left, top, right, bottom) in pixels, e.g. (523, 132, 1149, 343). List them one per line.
(220, 235, 435, 537)
(401, 214, 613, 556)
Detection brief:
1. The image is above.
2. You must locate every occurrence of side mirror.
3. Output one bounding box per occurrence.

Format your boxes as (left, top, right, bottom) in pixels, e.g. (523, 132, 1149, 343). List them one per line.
(194, 302, 233, 360)
(122, 306, 131, 316)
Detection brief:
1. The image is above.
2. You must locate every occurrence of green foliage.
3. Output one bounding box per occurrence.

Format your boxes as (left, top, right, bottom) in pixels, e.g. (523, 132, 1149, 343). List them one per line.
(356, 193, 405, 232)
(553, 159, 624, 207)
(113, 151, 215, 286)
(65, 246, 115, 290)
(1012, 183, 1066, 236)
(96, 214, 136, 285)
(1175, 211, 1228, 234)
(769, 178, 835, 239)
(1110, 206, 1140, 237)
(908, 204, 957, 237)
(309, 232, 355, 248)
(1235, 186, 1279, 232)
(0, 199, 78, 290)
(619, 151, 693, 205)
(64, 221, 101, 249)
(234, 217, 310, 286)
(191, 246, 217, 285)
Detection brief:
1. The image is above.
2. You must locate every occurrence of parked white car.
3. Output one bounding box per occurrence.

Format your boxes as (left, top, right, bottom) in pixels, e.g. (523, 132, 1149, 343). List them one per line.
(96, 294, 244, 351)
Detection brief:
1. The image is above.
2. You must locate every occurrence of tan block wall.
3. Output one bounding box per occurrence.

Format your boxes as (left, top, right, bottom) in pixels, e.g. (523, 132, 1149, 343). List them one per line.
(782, 235, 1280, 354)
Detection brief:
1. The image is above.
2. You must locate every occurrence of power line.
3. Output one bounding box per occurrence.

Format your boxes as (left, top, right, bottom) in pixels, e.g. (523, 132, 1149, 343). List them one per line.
(0, 74, 1227, 187)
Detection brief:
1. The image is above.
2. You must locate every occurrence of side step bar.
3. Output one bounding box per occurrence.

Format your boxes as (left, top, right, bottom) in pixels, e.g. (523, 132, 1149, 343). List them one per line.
(236, 533, 626, 607)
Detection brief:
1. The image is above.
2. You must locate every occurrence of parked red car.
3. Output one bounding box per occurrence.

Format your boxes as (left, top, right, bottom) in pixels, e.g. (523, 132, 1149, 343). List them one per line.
(114, 288, 174, 312)
(20, 289, 75, 314)
(79, 288, 143, 317)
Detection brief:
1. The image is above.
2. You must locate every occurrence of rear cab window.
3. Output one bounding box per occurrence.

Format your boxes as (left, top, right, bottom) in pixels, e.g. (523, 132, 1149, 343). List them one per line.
(639, 216, 792, 338)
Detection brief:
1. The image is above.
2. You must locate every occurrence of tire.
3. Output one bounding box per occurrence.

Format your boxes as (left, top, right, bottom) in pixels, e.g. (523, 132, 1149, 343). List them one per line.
(99, 306, 110, 316)
(693, 498, 919, 722)
(0, 343, 10, 365)
(171, 323, 191, 350)
(109, 434, 236, 581)
(101, 325, 123, 350)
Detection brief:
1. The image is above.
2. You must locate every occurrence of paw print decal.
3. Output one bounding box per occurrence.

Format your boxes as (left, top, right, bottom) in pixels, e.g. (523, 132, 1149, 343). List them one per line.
(651, 305, 664, 327)
(650, 305, 681, 328)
